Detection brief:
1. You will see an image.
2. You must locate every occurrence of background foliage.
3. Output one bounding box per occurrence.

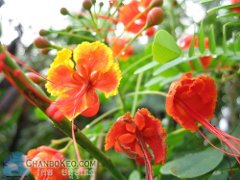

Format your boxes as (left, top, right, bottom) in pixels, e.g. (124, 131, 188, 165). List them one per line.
(0, 0, 240, 179)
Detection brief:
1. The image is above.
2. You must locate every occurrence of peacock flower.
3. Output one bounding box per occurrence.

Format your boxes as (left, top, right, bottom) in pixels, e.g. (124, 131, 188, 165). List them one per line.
(105, 108, 167, 165)
(118, 0, 157, 35)
(179, 35, 212, 69)
(166, 73, 240, 164)
(45, 41, 122, 120)
(26, 146, 68, 180)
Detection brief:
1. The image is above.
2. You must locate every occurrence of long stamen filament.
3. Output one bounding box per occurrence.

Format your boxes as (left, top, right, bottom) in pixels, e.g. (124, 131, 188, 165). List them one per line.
(176, 98, 240, 164)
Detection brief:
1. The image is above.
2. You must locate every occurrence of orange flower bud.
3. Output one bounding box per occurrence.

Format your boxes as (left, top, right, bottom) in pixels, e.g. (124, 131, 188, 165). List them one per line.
(26, 146, 68, 180)
(34, 37, 50, 49)
(46, 104, 64, 122)
(146, 7, 164, 27)
(60, 7, 69, 15)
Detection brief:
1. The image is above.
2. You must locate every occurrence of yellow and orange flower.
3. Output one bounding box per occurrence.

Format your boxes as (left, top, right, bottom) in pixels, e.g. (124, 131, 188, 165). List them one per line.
(105, 108, 167, 165)
(46, 41, 122, 120)
(26, 146, 68, 180)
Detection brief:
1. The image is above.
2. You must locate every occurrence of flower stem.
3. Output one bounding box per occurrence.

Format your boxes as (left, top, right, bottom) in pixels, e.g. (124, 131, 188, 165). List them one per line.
(116, 25, 147, 60)
(131, 73, 143, 116)
(83, 107, 122, 131)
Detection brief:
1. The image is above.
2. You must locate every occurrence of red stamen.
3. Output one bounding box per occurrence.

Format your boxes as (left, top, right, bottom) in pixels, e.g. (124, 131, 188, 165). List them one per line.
(70, 85, 89, 174)
(136, 131, 154, 180)
(6, 51, 52, 83)
(176, 98, 240, 164)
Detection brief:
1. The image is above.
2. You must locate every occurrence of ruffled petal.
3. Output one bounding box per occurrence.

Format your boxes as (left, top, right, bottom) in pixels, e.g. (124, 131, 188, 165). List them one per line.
(134, 108, 167, 164)
(105, 121, 128, 151)
(94, 63, 122, 97)
(46, 65, 78, 96)
(46, 48, 77, 96)
(166, 73, 217, 131)
(73, 41, 114, 75)
(118, 133, 136, 144)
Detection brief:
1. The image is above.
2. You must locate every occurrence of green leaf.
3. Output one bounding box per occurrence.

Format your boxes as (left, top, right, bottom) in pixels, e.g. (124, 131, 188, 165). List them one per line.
(153, 57, 196, 76)
(161, 148, 224, 178)
(145, 76, 164, 87)
(134, 61, 158, 74)
(198, 22, 205, 54)
(209, 25, 216, 54)
(200, 0, 216, 3)
(129, 170, 141, 180)
(188, 35, 195, 57)
(152, 30, 181, 64)
(208, 3, 240, 14)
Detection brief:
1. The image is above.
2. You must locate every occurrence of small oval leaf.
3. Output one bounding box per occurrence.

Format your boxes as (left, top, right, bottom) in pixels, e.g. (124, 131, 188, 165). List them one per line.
(152, 30, 181, 64)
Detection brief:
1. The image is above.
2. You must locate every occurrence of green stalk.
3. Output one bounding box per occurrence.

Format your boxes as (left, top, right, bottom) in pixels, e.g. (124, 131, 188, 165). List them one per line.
(131, 73, 143, 116)
(0, 44, 126, 180)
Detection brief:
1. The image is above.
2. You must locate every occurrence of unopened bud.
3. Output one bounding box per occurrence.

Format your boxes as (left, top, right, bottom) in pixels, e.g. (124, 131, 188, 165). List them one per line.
(52, 110, 64, 122)
(83, 0, 92, 10)
(66, 26, 73, 31)
(34, 37, 50, 49)
(46, 104, 64, 122)
(39, 29, 48, 36)
(146, 7, 164, 27)
(91, 0, 96, 4)
(60, 7, 69, 15)
(99, 2, 104, 7)
(151, 0, 163, 7)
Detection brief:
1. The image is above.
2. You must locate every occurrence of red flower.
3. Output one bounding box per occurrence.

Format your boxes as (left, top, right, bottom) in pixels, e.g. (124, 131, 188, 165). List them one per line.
(26, 146, 68, 180)
(166, 73, 217, 131)
(179, 35, 212, 69)
(45, 42, 122, 120)
(105, 108, 167, 165)
(110, 38, 134, 60)
(118, 0, 156, 35)
(231, 0, 240, 13)
(166, 73, 240, 164)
